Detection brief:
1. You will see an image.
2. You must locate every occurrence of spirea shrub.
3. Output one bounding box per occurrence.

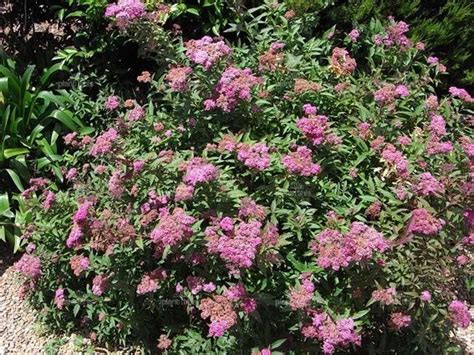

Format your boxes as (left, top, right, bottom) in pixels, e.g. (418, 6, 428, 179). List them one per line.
(17, 4, 473, 354)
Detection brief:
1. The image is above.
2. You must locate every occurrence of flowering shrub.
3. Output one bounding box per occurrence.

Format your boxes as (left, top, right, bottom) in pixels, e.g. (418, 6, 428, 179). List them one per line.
(16, 3, 473, 353)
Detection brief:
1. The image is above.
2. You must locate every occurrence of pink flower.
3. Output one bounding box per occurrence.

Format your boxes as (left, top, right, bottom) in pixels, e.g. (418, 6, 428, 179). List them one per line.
(311, 222, 388, 270)
(296, 112, 330, 145)
(105, 95, 120, 110)
(108, 170, 125, 198)
(310, 229, 350, 271)
(448, 300, 471, 328)
(348, 29, 360, 42)
(150, 208, 196, 248)
(427, 56, 439, 65)
(425, 95, 439, 110)
(205, 67, 261, 112)
(90, 128, 118, 157)
(380, 20, 412, 48)
(165, 66, 192, 92)
(208, 320, 229, 337)
(128, 106, 145, 121)
(330, 47, 357, 75)
(182, 158, 219, 186)
(388, 312, 411, 330)
(54, 288, 65, 309)
(282, 145, 321, 176)
(132, 160, 145, 173)
(175, 183, 194, 201)
(92, 274, 108, 296)
(380, 144, 409, 175)
(408, 208, 444, 235)
(237, 142, 271, 171)
(457, 254, 469, 266)
(397, 135, 412, 146)
(449, 87, 474, 103)
(185, 36, 232, 70)
(413, 172, 444, 196)
(429, 115, 447, 136)
(420, 290, 432, 302)
(289, 278, 315, 310)
(372, 287, 397, 305)
(66, 225, 84, 248)
(303, 312, 361, 354)
(137, 268, 167, 295)
(70, 255, 89, 276)
(105, 0, 146, 29)
(42, 190, 56, 211)
(395, 85, 409, 97)
(15, 254, 41, 279)
(206, 220, 263, 270)
(65, 168, 78, 182)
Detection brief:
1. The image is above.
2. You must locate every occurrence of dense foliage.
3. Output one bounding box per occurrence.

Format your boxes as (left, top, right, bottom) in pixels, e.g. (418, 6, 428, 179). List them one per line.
(13, 2, 473, 353)
(0, 52, 88, 250)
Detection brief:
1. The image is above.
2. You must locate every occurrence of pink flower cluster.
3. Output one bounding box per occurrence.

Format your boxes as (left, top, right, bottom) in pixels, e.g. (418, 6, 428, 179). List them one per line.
(108, 170, 125, 198)
(165, 66, 193, 92)
(348, 29, 360, 42)
(67, 202, 92, 248)
(380, 144, 409, 176)
(14, 254, 42, 279)
(296, 105, 330, 145)
(136, 268, 167, 295)
(448, 300, 471, 328)
(105, 95, 120, 110)
(150, 208, 196, 249)
(413, 172, 444, 196)
(185, 36, 232, 70)
(90, 128, 118, 157)
(105, 0, 146, 29)
(70, 255, 89, 276)
(330, 47, 357, 76)
(302, 312, 361, 354)
(186, 276, 216, 294)
(408, 208, 444, 235)
(310, 222, 389, 271)
(206, 218, 263, 270)
(449, 87, 474, 103)
(42, 190, 56, 211)
(127, 105, 145, 121)
(388, 312, 411, 330)
(204, 67, 262, 112)
(182, 157, 219, 186)
(282, 145, 321, 176)
(92, 274, 108, 296)
(199, 295, 237, 337)
(372, 287, 397, 305)
(289, 275, 315, 310)
(374, 84, 408, 106)
(237, 142, 271, 171)
(374, 19, 412, 48)
(54, 288, 65, 309)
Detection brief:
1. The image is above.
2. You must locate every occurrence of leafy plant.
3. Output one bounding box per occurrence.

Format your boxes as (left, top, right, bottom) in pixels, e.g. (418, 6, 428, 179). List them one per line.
(0, 51, 88, 250)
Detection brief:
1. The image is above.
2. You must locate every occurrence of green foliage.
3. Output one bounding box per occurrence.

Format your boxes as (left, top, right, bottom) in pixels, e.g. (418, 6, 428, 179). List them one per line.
(0, 51, 87, 250)
(318, 0, 474, 87)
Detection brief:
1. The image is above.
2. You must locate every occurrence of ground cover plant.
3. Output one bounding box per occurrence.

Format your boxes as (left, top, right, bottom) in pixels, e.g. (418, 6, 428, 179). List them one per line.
(11, 1, 473, 354)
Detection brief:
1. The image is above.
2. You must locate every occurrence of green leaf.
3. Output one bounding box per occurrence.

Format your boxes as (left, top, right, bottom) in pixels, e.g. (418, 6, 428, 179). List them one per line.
(3, 148, 29, 159)
(5, 169, 25, 191)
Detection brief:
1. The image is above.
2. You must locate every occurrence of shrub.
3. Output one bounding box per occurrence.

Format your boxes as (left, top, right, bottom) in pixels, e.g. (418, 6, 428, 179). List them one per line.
(318, 0, 474, 88)
(17, 3, 472, 353)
